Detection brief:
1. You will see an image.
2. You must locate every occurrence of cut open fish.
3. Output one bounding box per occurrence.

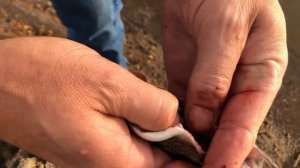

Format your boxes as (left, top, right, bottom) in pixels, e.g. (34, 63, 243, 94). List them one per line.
(130, 123, 278, 168)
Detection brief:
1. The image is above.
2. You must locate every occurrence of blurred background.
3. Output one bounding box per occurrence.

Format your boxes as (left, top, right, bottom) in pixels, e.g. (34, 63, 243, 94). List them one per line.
(0, 0, 299, 167)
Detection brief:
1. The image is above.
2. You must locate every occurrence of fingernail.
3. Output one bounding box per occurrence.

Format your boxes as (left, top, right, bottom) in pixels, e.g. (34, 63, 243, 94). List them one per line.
(186, 106, 214, 133)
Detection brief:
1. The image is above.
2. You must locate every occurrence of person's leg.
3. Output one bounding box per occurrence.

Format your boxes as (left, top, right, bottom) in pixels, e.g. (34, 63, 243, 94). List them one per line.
(52, 0, 127, 68)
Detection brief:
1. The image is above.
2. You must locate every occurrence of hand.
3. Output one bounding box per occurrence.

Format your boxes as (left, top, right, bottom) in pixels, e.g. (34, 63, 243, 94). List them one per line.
(163, 0, 287, 167)
(0, 37, 194, 168)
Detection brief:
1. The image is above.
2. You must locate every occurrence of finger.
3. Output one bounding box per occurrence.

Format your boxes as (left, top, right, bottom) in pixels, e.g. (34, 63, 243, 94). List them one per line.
(203, 2, 287, 167)
(163, 0, 197, 99)
(130, 135, 174, 167)
(76, 111, 174, 167)
(93, 61, 178, 131)
(93, 115, 196, 168)
(185, 1, 256, 132)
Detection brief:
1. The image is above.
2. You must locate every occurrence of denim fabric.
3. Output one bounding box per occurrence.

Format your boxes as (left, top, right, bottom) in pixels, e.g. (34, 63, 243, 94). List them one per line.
(52, 0, 127, 68)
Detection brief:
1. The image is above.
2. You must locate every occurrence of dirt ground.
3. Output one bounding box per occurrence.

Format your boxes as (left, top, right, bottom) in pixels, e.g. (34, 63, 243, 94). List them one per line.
(0, 0, 299, 167)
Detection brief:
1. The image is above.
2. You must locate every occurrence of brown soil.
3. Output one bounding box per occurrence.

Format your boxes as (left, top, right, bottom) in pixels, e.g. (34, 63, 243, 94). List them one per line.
(0, 0, 299, 167)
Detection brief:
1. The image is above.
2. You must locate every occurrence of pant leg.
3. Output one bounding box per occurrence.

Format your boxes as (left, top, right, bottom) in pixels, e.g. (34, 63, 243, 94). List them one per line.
(52, 0, 127, 68)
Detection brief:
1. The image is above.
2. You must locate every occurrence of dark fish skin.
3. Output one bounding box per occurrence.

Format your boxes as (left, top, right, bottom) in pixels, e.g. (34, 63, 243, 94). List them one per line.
(156, 137, 204, 165)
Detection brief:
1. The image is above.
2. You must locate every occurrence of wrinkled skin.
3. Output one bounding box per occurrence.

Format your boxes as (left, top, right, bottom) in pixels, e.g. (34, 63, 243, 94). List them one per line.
(163, 0, 287, 167)
(0, 37, 196, 168)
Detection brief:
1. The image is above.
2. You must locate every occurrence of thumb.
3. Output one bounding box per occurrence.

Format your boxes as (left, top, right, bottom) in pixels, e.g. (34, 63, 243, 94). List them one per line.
(99, 64, 178, 131)
(185, 2, 255, 133)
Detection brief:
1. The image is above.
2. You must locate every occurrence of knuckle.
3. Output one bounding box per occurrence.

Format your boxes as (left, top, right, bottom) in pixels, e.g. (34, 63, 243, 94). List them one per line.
(219, 120, 257, 144)
(191, 74, 230, 98)
(188, 74, 230, 110)
(266, 58, 287, 77)
(261, 59, 287, 92)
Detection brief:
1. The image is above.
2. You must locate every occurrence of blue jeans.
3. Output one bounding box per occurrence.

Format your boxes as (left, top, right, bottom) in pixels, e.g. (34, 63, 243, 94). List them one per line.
(52, 0, 127, 68)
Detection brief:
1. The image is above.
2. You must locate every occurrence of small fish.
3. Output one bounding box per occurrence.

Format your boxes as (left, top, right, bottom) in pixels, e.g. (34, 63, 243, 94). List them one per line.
(131, 123, 278, 168)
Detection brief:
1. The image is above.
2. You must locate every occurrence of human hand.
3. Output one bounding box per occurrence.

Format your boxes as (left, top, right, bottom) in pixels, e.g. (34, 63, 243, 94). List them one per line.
(0, 37, 194, 168)
(163, 0, 287, 167)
